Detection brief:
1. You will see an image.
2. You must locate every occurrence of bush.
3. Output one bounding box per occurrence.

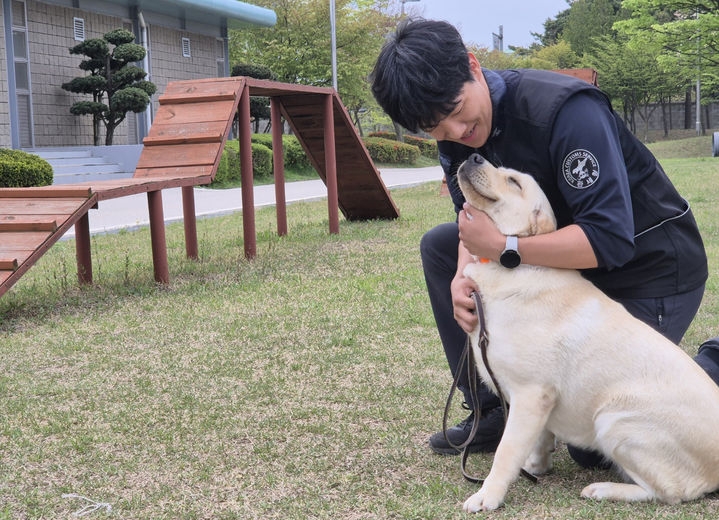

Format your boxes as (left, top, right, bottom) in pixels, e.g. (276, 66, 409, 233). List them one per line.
(251, 133, 312, 171)
(367, 131, 397, 141)
(211, 142, 272, 186)
(251, 143, 272, 178)
(363, 137, 420, 164)
(404, 135, 438, 159)
(0, 149, 53, 187)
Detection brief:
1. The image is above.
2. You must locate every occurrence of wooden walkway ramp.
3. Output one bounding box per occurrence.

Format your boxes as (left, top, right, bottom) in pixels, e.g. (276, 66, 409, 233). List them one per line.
(0, 77, 399, 299)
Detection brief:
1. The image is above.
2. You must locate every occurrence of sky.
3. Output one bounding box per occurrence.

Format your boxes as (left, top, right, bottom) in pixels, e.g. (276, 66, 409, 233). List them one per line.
(406, 0, 571, 49)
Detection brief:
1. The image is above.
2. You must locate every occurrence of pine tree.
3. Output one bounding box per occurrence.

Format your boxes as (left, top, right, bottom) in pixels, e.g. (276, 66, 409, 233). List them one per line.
(62, 28, 156, 146)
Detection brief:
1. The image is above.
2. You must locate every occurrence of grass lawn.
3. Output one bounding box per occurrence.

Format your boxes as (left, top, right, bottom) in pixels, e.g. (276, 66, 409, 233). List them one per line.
(1, 136, 718, 518)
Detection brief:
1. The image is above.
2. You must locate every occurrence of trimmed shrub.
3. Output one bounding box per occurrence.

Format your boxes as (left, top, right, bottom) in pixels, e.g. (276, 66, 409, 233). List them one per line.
(250, 133, 313, 171)
(251, 143, 272, 178)
(404, 135, 438, 159)
(367, 131, 397, 141)
(211, 142, 271, 186)
(0, 149, 53, 187)
(363, 137, 420, 164)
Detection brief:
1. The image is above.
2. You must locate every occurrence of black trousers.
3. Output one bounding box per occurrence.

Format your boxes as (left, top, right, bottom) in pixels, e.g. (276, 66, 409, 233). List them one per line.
(420, 222, 708, 411)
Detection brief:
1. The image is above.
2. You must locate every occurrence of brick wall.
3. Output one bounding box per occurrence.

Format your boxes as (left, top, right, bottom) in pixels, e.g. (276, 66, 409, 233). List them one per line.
(147, 25, 220, 114)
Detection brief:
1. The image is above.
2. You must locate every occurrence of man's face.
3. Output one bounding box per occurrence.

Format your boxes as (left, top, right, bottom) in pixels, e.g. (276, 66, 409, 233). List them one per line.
(425, 54, 492, 149)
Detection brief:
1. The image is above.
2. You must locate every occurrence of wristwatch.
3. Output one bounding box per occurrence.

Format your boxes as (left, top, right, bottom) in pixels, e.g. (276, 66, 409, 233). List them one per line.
(499, 235, 521, 269)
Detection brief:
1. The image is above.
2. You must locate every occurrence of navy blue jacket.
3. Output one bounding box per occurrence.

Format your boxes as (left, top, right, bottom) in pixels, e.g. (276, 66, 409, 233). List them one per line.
(439, 69, 707, 299)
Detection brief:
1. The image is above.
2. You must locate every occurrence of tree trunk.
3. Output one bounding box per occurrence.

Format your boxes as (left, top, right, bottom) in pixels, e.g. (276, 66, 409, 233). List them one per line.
(684, 88, 693, 130)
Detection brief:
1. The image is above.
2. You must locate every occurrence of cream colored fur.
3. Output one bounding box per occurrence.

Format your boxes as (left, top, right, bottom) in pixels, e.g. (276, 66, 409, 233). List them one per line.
(456, 155, 719, 513)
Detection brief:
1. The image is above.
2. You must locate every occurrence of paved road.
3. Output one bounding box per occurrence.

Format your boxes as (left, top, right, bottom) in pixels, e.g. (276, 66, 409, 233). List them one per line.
(62, 166, 444, 238)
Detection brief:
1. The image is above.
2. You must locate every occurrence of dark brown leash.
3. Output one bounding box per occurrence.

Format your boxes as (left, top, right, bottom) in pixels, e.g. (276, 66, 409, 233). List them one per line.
(443, 291, 537, 484)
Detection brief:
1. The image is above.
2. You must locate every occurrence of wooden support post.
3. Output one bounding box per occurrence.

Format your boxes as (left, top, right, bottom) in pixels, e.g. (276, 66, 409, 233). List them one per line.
(324, 94, 339, 234)
(147, 190, 170, 284)
(239, 85, 257, 259)
(182, 186, 199, 260)
(271, 98, 288, 236)
(74, 212, 93, 285)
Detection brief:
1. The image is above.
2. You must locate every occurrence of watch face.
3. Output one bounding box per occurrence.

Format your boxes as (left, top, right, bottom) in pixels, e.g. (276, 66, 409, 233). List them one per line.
(500, 250, 521, 269)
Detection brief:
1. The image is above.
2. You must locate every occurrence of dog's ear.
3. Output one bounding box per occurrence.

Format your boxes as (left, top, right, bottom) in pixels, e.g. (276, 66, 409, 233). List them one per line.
(530, 204, 557, 235)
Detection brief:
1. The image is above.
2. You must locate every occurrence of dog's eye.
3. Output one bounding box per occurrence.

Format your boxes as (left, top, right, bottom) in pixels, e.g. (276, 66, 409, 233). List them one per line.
(508, 177, 522, 191)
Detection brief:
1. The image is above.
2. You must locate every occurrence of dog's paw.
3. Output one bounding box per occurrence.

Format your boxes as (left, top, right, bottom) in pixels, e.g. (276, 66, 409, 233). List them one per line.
(582, 482, 653, 502)
(463, 489, 502, 513)
(523, 453, 553, 476)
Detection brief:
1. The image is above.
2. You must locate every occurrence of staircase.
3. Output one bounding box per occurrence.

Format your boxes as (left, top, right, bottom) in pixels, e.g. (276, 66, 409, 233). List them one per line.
(29, 147, 135, 185)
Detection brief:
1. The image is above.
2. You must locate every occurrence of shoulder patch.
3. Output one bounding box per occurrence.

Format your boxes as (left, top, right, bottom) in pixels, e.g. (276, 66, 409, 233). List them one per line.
(562, 149, 599, 189)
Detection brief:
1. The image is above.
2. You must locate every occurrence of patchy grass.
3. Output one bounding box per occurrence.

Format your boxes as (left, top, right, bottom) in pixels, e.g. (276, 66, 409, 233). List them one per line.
(1, 152, 719, 518)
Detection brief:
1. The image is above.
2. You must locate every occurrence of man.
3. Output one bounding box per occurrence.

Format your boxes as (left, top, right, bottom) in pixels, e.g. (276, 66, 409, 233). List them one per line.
(370, 18, 719, 466)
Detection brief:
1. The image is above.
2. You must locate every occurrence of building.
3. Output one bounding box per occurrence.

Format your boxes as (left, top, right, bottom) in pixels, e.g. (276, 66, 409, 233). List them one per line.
(1, 0, 276, 150)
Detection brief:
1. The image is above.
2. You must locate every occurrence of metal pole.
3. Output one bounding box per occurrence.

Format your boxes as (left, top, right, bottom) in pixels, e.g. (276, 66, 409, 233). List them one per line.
(330, 0, 337, 91)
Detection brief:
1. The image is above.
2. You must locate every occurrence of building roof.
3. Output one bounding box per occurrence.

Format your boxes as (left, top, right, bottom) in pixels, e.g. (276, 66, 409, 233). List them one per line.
(103, 0, 276, 28)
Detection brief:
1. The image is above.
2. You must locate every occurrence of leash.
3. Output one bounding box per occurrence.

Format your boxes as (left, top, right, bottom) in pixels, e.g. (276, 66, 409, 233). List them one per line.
(443, 291, 537, 485)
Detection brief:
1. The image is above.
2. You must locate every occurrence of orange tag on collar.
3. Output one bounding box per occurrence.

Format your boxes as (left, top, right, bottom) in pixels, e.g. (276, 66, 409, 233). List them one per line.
(479, 258, 491, 264)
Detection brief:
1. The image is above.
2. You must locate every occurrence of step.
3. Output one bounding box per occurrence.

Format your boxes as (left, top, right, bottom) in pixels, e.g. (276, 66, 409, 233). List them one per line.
(53, 163, 125, 176)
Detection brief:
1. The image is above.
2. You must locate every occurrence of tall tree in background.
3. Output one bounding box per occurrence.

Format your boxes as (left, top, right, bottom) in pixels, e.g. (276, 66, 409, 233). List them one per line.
(229, 0, 392, 135)
(615, 0, 719, 130)
(61, 28, 156, 146)
(563, 0, 627, 57)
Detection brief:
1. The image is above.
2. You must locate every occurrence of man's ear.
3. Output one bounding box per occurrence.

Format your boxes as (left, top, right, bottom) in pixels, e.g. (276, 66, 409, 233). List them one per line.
(468, 52, 482, 77)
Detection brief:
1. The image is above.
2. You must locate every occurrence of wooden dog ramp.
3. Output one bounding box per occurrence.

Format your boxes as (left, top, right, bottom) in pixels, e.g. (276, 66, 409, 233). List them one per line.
(0, 186, 97, 298)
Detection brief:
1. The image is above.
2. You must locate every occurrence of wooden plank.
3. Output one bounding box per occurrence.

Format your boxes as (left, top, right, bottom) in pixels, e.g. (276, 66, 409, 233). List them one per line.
(0, 198, 90, 214)
(160, 78, 244, 103)
(133, 165, 215, 178)
(93, 175, 213, 201)
(0, 249, 35, 263)
(0, 259, 18, 271)
(0, 186, 93, 198)
(0, 232, 51, 249)
(135, 142, 220, 169)
(152, 101, 237, 126)
(0, 219, 58, 232)
(142, 120, 227, 146)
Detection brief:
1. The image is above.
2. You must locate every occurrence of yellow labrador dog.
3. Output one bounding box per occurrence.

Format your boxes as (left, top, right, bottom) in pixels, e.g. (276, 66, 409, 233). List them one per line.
(456, 153, 719, 513)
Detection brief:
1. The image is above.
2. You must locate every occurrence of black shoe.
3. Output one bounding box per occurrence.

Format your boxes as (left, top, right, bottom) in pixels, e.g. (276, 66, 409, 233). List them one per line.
(567, 445, 613, 470)
(429, 407, 505, 455)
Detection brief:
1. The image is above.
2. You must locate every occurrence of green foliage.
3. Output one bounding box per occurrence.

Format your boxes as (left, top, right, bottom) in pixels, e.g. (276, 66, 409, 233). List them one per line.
(229, 0, 392, 131)
(363, 136, 420, 164)
(0, 149, 53, 187)
(404, 135, 438, 159)
(212, 141, 273, 186)
(231, 63, 277, 131)
(251, 133, 312, 170)
(61, 28, 156, 146)
(367, 132, 438, 160)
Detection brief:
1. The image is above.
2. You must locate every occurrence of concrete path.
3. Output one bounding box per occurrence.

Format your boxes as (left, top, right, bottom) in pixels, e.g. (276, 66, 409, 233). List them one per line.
(62, 166, 444, 238)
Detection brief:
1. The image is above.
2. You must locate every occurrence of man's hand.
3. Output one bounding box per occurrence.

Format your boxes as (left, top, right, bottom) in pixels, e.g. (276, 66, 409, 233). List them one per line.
(458, 204, 504, 261)
(451, 273, 479, 333)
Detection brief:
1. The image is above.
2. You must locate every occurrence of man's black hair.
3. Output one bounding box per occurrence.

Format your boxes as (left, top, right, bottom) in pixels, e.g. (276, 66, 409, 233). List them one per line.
(370, 19, 473, 133)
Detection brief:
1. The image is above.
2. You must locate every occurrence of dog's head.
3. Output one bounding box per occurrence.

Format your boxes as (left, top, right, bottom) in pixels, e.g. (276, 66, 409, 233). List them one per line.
(457, 154, 557, 237)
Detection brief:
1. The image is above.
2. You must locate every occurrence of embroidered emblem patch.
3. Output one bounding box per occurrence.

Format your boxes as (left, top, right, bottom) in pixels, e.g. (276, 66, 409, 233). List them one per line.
(562, 149, 599, 189)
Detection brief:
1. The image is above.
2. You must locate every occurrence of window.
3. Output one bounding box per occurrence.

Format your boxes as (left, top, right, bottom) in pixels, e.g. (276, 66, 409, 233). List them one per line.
(73, 17, 85, 41)
(216, 38, 226, 77)
(182, 37, 191, 58)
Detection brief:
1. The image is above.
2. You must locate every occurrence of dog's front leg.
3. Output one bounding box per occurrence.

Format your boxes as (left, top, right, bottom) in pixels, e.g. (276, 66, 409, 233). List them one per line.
(524, 428, 556, 475)
(463, 386, 556, 513)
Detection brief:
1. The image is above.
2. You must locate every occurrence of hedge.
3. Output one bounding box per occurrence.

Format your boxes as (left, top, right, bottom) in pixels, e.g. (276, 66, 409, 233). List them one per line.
(362, 137, 420, 164)
(366, 132, 437, 159)
(0, 149, 53, 187)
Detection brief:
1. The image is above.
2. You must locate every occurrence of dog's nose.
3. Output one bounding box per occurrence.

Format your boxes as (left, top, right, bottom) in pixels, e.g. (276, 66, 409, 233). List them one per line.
(469, 153, 485, 165)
